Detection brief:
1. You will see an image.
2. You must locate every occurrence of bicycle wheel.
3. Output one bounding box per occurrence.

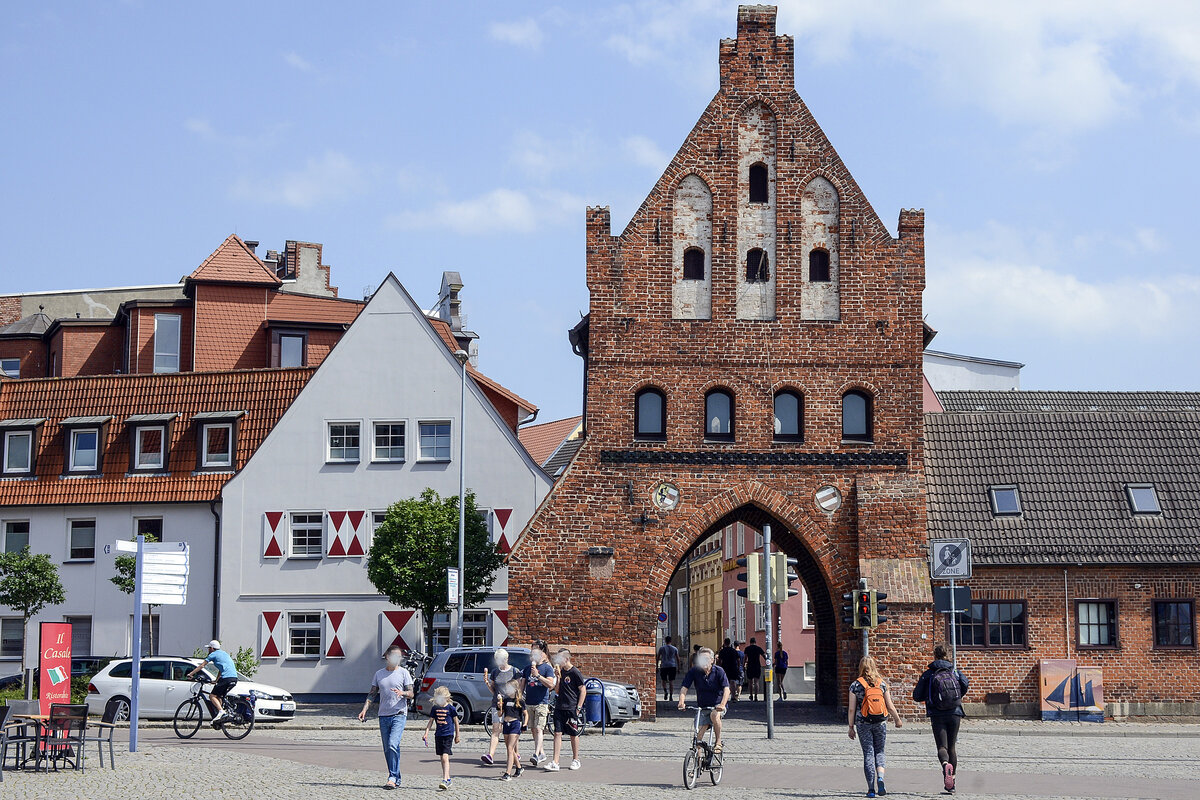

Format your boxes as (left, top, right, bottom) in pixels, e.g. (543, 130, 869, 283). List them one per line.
(173, 699, 202, 739)
(221, 700, 255, 740)
(683, 749, 701, 790)
(709, 751, 723, 785)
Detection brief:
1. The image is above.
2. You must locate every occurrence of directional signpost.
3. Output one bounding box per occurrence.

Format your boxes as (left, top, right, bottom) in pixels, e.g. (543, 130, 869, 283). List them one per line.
(929, 538, 972, 669)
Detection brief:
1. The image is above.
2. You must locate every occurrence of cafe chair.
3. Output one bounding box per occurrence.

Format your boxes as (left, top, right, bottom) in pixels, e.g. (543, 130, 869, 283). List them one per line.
(84, 697, 121, 769)
(36, 704, 89, 772)
(1, 700, 41, 774)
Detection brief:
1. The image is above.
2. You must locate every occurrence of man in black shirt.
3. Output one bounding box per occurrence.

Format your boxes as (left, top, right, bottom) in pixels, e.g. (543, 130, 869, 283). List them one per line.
(678, 647, 730, 753)
(743, 638, 766, 701)
(547, 648, 588, 772)
(717, 638, 742, 701)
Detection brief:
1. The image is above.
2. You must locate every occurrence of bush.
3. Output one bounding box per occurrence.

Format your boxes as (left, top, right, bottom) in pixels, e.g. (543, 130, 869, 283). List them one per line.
(190, 645, 260, 679)
(0, 676, 90, 706)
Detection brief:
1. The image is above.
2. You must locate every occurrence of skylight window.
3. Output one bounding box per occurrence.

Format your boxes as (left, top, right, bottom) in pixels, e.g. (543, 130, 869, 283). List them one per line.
(1125, 484, 1161, 515)
(989, 486, 1021, 516)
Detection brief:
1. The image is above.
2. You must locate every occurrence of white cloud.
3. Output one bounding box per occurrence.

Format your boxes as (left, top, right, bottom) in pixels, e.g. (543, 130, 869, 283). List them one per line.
(232, 152, 365, 209)
(622, 135, 669, 170)
(387, 188, 585, 235)
(183, 117, 288, 149)
(508, 130, 598, 176)
(283, 51, 315, 72)
(489, 18, 544, 50)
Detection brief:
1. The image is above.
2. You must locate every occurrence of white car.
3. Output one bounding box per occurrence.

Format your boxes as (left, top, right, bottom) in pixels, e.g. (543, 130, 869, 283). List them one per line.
(87, 657, 296, 722)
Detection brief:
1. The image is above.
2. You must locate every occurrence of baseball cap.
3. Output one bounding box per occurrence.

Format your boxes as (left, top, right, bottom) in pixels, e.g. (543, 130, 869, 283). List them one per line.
(207, 639, 221, 650)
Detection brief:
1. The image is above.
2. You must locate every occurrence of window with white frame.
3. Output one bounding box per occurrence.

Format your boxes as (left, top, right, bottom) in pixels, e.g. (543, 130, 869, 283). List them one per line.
(287, 612, 323, 658)
(755, 600, 768, 633)
(66, 616, 92, 656)
(136, 517, 162, 541)
(724, 526, 733, 559)
(476, 509, 494, 544)
(69, 428, 100, 472)
(737, 522, 746, 556)
(464, 610, 489, 647)
(134, 426, 166, 470)
(1, 618, 22, 658)
(279, 334, 305, 368)
(804, 589, 815, 628)
(431, 612, 452, 654)
(371, 511, 386, 548)
(372, 422, 405, 462)
(201, 424, 232, 468)
(3, 430, 33, 474)
(0, 358, 19, 378)
(418, 422, 451, 461)
(3, 520, 29, 553)
(735, 596, 746, 642)
(68, 519, 96, 560)
(153, 313, 181, 373)
(289, 513, 323, 558)
(327, 422, 360, 462)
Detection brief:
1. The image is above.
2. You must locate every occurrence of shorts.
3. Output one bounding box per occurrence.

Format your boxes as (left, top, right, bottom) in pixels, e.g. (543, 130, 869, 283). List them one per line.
(554, 707, 582, 737)
(212, 677, 237, 699)
(700, 706, 725, 722)
(435, 735, 454, 756)
(531, 703, 550, 732)
(502, 718, 522, 736)
(660, 667, 678, 682)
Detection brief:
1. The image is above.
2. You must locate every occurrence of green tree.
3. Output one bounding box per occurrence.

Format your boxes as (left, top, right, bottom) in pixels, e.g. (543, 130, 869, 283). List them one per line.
(0, 546, 67, 698)
(110, 531, 160, 656)
(367, 489, 504, 652)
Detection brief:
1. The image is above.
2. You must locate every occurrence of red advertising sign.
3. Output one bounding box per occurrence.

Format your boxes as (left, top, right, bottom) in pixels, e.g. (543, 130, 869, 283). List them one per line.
(38, 622, 72, 716)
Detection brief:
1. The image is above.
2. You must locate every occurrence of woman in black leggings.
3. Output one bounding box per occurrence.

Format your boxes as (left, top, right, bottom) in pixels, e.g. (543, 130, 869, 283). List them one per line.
(912, 644, 969, 794)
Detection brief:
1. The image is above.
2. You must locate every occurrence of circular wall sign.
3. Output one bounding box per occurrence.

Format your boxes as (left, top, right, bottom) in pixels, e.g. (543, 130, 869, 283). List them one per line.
(651, 482, 681, 512)
(815, 485, 842, 513)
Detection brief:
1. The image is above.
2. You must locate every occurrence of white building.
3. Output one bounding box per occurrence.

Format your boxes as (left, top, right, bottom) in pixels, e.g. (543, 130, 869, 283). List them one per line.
(923, 349, 1023, 392)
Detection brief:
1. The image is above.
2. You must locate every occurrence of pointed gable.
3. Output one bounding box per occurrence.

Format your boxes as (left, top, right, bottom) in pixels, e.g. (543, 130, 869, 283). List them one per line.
(189, 234, 282, 286)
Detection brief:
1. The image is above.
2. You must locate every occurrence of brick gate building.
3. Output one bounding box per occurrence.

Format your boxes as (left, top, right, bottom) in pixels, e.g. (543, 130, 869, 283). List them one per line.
(508, 6, 934, 715)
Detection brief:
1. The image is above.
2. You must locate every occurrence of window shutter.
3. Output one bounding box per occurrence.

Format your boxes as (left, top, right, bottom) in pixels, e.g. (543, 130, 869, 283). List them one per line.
(260, 611, 283, 659)
(327, 511, 348, 557)
(325, 610, 346, 658)
(380, 610, 416, 654)
(263, 512, 284, 558)
(346, 511, 366, 556)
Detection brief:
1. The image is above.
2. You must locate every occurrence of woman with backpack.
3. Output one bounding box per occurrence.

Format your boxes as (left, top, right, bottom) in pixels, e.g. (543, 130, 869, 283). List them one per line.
(912, 644, 970, 794)
(848, 655, 903, 798)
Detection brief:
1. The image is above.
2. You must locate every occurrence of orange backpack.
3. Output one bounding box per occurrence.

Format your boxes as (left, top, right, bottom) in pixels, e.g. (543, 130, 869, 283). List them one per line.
(857, 678, 887, 723)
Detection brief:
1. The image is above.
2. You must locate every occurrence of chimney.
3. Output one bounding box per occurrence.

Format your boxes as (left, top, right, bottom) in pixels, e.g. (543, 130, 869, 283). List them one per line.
(244, 240, 259, 254)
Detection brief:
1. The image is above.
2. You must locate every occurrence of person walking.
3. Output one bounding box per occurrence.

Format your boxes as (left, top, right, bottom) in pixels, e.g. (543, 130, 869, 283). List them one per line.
(498, 682, 526, 781)
(546, 648, 587, 772)
(774, 640, 789, 701)
(356, 644, 415, 790)
(657, 635, 681, 701)
(677, 647, 730, 754)
(691, 644, 701, 667)
(743, 637, 766, 701)
(912, 644, 969, 794)
(523, 641, 556, 767)
(422, 686, 460, 791)
(717, 639, 742, 702)
(481, 648, 521, 766)
(848, 655, 904, 798)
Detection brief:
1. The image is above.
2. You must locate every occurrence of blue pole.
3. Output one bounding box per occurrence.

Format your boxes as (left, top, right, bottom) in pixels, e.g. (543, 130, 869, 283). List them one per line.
(130, 534, 144, 752)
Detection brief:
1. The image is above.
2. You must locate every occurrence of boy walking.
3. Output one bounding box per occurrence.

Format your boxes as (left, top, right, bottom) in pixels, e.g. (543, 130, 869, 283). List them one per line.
(657, 636, 680, 701)
(743, 638, 766, 701)
(913, 644, 969, 794)
(546, 648, 587, 772)
(423, 686, 460, 791)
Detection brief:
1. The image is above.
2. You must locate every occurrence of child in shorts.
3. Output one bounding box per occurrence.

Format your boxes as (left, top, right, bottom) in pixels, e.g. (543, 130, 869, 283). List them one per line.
(499, 683, 526, 781)
(423, 686, 460, 791)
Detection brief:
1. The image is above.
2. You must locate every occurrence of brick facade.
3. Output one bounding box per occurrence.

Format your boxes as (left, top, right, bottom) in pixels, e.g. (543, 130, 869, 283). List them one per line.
(508, 6, 933, 717)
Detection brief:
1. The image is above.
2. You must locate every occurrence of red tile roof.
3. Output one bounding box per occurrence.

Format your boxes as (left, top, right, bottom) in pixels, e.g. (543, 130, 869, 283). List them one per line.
(266, 292, 363, 325)
(189, 234, 282, 285)
(0, 368, 312, 506)
(518, 415, 582, 466)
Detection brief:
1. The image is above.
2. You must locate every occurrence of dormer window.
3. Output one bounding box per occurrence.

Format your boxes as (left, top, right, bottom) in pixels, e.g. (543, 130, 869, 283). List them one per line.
(746, 249, 770, 283)
(682, 248, 705, 280)
(134, 426, 165, 470)
(748, 162, 768, 204)
(809, 248, 831, 282)
(193, 410, 243, 471)
(1125, 484, 1161, 515)
(69, 429, 99, 472)
(3, 431, 32, 474)
(989, 486, 1022, 517)
(153, 313, 181, 373)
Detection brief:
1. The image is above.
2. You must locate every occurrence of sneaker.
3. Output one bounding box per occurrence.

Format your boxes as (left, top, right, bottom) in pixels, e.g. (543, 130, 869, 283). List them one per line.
(544, 761, 560, 772)
(499, 773, 511, 781)
(877, 779, 887, 796)
(867, 792, 876, 799)
(481, 753, 494, 765)
(437, 780, 449, 792)
(569, 759, 581, 771)
(529, 753, 545, 767)
(944, 763, 955, 792)
(514, 765, 524, 778)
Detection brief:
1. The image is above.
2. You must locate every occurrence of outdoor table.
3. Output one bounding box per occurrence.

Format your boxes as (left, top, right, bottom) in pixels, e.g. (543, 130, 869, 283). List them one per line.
(9, 715, 71, 772)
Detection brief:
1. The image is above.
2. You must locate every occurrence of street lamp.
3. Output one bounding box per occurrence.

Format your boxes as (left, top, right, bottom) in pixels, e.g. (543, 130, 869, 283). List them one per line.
(454, 349, 469, 649)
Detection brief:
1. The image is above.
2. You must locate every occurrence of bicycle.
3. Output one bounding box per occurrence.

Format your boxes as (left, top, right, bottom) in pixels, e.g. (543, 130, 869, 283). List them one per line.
(682, 706, 723, 789)
(402, 650, 433, 681)
(173, 678, 256, 740)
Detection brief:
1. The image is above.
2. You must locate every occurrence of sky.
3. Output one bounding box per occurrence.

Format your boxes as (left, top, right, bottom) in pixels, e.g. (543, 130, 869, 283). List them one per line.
(3, 1, 1199, 422)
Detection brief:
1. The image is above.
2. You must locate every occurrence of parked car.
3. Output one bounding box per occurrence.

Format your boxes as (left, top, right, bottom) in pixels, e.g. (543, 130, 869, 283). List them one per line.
(87, 657, 296, 722)
(414, 646, 641, 727)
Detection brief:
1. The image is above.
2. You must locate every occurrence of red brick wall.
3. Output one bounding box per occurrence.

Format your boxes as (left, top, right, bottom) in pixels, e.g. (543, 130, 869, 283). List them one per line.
(0, 339, 47, 378)
(58, 324, 125, 376)
(507, 7, 930, 718)
(193, 285, 267, 371)
(306, 329, 343, 367)
(0, 296, 20, 326)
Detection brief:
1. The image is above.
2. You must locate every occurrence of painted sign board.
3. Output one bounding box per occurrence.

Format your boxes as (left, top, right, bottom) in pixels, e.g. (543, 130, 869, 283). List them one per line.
(1039, 659, 1105, 722)
(38, 621, 72, 716)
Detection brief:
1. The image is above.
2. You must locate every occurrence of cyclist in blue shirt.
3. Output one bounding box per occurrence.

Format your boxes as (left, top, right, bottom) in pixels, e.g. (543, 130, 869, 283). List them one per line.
(187, 639, 238, 725)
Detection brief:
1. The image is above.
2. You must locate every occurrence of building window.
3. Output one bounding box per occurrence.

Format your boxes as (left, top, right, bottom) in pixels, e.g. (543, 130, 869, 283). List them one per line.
(1, 618, 22, 657)
(66, 616, 92, 657)
(682, 247, 705, 280)
(135, 614, 160, 656)
(277, 333, 306, 368)
(69, 428, 100, 472)
(463, 610, 488, 647)
(201, 423, 233, 469)
(289, 513, 324, 558)
(809, 248, 831, 282)
(841, 390, 873, 443)
(431, 613, 453, 654)
(1154, 600, 1194, 649)
(136, 517, 163, 540)
(3, 520, 29, 553)
(1, 358, 18, 378)
(748, 162, 768, 203)
(989, 486, 1022, 517)
(372, 422, 406, 462)
(1076, 600, 1118, 648)
(418, 422, 451, 461)
(745, 248, 770, 283)
(952, 600, 1027, 649)
(773, 390, 803, 441)
(1125, 484, 1161, 515)
(634, 388, 666, 441)
(371, 511, 386, 548)
(327, 422, 361, 463)
(3, 430, 33, 474)
(153, 313, 181, 373)
(287, 613, 323, 658)
(68, 520, 96, 561)
(134, 426, 166, 471)
(704, 389, 734, 441)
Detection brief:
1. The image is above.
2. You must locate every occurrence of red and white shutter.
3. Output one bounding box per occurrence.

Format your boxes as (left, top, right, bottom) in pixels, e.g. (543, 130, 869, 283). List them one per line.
(327, 511, 348, 557)
(489, 608, 510, 647)
(260, 611, 283, 659)
(324, 610, 346, 658)
(493, 508, 514, 554)
(263, 512, 284, 559)
(346, 511, 367, 556)
(379, 610, 419, 653)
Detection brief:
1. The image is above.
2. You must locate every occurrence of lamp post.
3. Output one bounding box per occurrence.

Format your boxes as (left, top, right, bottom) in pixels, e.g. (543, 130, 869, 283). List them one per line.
(454, 349, 469, 648)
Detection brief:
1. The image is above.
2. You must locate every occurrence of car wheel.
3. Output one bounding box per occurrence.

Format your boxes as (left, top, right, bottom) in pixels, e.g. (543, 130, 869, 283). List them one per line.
(449, 694, 471, 725)
(610, 721, 626, 728)
(111, 696, 131, 723)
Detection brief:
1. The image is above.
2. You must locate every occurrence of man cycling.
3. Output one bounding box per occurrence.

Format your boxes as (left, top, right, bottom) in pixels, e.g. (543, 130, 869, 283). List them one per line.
(187, 639, 238, 726)
(677, 646, 730, 754)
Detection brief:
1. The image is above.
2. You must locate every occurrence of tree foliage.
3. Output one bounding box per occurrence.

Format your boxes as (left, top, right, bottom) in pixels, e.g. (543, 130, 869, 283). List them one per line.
(367, 488, 504, 651)
(192, 645, 261, 679)
(0, 546, 67, 689)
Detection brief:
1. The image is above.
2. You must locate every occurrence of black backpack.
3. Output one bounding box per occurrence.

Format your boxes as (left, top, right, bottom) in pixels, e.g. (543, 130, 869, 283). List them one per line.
(928, 668, 962, 712)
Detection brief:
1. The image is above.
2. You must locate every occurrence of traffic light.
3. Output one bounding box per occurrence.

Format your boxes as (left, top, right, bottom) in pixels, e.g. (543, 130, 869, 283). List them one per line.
(770, 553, 800, 604)
(854, 590, 872, 629)
(736, 554, 763, 602)
(871, 590, 889, 627)
(842, 592, 856, 628)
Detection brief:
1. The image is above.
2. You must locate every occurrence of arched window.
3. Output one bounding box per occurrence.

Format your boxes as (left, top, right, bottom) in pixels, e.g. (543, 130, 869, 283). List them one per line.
(704, 389, 734, 441)
(773, 390, 803, 441)
(748, 162, 768, 204)
(809, 248, 830, 282)
(683, 247, 705, 280)
(746, 249, 770, 283)
(842, 390, 873, 443)
(635, 387, 666, 441)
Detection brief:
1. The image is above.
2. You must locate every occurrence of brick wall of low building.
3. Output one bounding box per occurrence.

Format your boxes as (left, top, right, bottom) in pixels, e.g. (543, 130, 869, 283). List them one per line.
(0, 339, 47, 378)
(58, 324, 125, 376)
(0, 296, 20, 326)
(128, 307, 194, 374)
